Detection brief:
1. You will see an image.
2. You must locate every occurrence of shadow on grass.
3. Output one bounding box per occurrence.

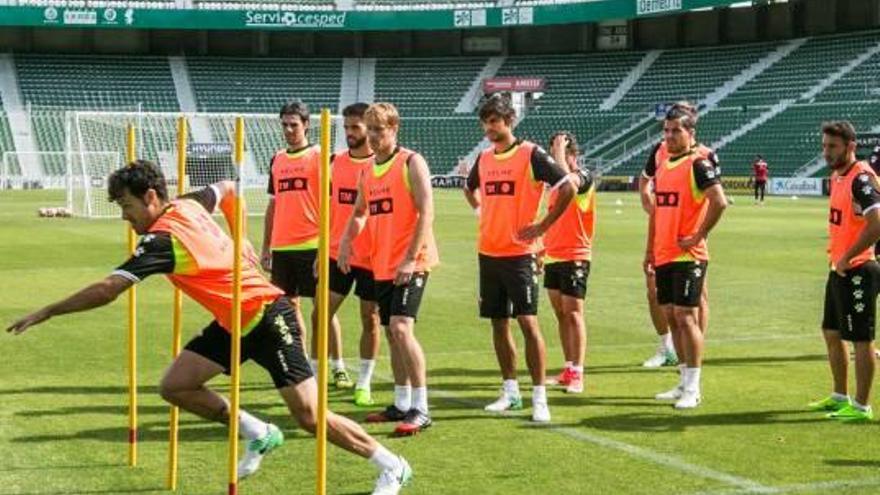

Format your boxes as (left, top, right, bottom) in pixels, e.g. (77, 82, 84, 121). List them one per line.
(0, 382, 278, 396)
(0, 488, 164, 495)
(10, 415, 304, 444)
(824, 459, 880, 468)
(575, 408, 826, 432)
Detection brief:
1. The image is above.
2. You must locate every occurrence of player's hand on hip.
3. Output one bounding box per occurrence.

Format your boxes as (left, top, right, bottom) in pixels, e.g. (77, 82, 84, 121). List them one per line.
(394, 259, 417, 286)
(835, 258, 852, 277)
(517, 223, 544, 242)
(7, 309, 50, 335)
(677, 234, 703, 250)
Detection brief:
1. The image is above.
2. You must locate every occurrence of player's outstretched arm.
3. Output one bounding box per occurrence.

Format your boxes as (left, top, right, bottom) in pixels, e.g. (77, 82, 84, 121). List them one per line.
(338, 176, 369, 274)
(6, 274, 133, 335)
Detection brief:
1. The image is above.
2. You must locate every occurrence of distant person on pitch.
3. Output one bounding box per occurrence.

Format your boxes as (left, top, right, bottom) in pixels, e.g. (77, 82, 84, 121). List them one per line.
(753, 155, 769, 205)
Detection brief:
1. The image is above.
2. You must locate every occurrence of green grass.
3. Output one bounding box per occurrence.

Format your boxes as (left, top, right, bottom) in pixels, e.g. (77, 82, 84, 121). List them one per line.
(2, 189, 879, 495)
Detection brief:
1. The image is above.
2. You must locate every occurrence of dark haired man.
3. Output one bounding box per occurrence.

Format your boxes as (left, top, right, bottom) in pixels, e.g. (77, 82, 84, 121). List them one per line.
(7, 160, 413, 493)
(646, 102, 727, 409)
(808, 121, 880, 423)
(261, 100, 352, 389)
(463, 93, 582, 423)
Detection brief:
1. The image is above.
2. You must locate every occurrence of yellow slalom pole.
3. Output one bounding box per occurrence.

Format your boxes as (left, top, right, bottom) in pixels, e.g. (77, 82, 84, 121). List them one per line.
(227, 116, 245, 495)
(315, 109, 331, 495)
(167, 116, 187, 491)
(125, 123, 138, 468)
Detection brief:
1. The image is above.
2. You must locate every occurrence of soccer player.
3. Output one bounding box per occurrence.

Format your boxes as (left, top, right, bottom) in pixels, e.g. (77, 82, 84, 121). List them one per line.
(463, 93, 579, 423)
(753, 155, 769, 205)
(638, 114, 718, 369)
(808, 121, 880, 422)
(338, 102, 438, 436)
(542, 131, 596, 394)
(260, 100, 352, 389)
(646, 102, 727, 409)
(6, 161, 412, 494)
(328, 102, 382, 407)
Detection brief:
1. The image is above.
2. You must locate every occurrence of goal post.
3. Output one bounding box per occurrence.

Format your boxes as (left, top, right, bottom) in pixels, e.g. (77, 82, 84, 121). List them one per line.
(66, 111, 342, 218)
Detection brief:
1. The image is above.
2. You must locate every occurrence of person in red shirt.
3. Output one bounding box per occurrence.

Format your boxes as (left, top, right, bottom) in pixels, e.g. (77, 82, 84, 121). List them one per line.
(753, 155, 769, 205)
(6, 161, 413, 494)
(541, 131, 595, 394)
(327, 102, 382, 408)
(646, 102, 728, 409)
(808, 121, 880, 422)
(261, 100, 351, 389)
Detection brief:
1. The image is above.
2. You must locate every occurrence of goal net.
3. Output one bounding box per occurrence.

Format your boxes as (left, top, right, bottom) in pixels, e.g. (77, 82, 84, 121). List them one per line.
(67, 111, 343, 218)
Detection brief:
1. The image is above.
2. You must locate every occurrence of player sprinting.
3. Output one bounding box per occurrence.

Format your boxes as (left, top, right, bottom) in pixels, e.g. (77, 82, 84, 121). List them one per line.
(7, 161, 412, 494)
(542, 131, 596, 394)
(646, 102, 727, 409)
(463, 93, 581, 423)
(328, 102, 382, 407)
(260, 100, 352, 389)
(338, 102, 438, 436)
(808, 121, 880, 422)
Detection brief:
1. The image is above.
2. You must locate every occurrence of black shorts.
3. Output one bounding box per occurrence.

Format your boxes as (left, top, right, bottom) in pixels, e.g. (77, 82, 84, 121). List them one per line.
(655, 261, 708, 307)
(184, 297, 313, 388)
(271, 249, 317, 298)
(479, 254, 539, 319)
(375, 272, 429, 326)
(328, 258, 376, 302)
(544, 260, 591, 299)
(822, 261, 880, 342)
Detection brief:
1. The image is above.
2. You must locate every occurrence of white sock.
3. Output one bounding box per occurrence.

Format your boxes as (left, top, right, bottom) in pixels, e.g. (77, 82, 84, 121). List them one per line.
(854, 401, 871, 412)
(330, 358, 345, 372)
(564, 361, 573, 370)
(503, 379, 520, 397)
(357, 359, 376, 390)
(831, 392, 849, 402)
(239, 410, 268, 441)
(660, 332, 673, 351)
(683, 367, 701, 392)
(369, 445, 401, 473)
(412, 386, 429, 414)
(572, 365, 584, 375)
(309, 358, 318, 374)
(677, 364, 686, 387)
(532, 385, 547, 405)
(394, 385, 412, 411)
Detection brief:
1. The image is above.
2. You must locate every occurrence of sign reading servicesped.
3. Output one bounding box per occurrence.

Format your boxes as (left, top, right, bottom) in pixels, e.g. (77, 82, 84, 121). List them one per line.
(483, 77, 546, 93)
(244, 11, 346, 28)
(770, 178, 823, 196)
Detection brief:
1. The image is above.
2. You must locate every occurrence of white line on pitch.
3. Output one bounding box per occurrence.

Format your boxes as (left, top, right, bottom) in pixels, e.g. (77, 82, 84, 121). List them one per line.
(689, 476, 880, 495)
(375, 372, 774, 493)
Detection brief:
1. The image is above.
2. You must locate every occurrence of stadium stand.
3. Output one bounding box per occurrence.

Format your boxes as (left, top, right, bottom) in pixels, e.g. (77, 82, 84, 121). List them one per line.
(15, 54, 178, 176)
(5, 28, 880, 182)
(187, 57, 341, 114)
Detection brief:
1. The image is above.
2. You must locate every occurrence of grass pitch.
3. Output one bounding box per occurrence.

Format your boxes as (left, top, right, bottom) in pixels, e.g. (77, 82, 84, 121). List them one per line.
(2, 189, 879, 495)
